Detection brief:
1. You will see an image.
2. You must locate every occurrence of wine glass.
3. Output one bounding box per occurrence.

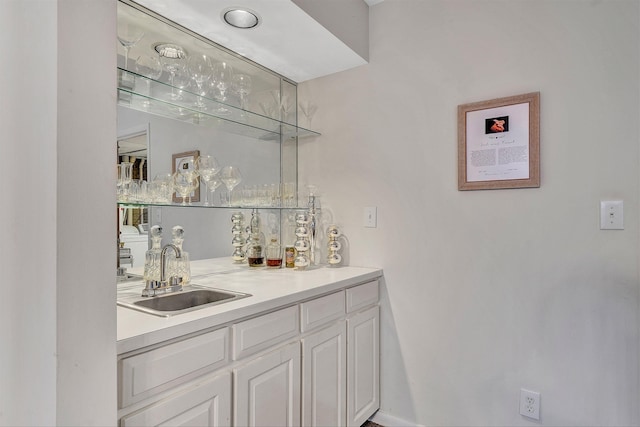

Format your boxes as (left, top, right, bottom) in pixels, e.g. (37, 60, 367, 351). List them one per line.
(207, 175, 223, 206)
(177, 157, 198, 179)
(195, 155, 221, 206)
(298, 101, 318, 128)
(270, 90, 293, 122)
(158, 44, 187, 100)
(172, 66, 191, 104)
(173, 172, 196, 206)
(220, 166, 242, 206)
(188, 54, 213, 108)
(117, 23, 144, 71)
(211, 61, 235, 113)
(232, 74, 252, 110)
(118, 162, 133, 201)
(135, 54, 162, 107)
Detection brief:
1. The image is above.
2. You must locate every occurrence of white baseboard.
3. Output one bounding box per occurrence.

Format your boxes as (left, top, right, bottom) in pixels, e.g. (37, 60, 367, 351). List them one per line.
(370, 410, 425, 427)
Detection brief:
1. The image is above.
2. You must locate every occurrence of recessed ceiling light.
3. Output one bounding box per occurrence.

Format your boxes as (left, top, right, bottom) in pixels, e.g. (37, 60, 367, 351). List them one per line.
(223, 8, 260, 29)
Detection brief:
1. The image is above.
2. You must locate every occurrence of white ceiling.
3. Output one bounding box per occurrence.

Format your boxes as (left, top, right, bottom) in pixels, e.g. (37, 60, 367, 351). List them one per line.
(132, 0, 374, 82)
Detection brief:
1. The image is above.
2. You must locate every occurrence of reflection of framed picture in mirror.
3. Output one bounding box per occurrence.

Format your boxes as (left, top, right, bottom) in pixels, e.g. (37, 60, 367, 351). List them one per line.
(172, 150, 200, 203)
(458, 92, 540, 190)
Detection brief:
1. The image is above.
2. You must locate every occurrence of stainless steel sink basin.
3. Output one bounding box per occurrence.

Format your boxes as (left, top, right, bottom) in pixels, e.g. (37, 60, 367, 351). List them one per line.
(117, 287, 251, 317)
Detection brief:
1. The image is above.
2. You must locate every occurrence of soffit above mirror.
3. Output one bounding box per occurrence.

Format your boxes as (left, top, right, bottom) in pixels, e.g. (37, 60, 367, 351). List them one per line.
(130, 0, 371, 82)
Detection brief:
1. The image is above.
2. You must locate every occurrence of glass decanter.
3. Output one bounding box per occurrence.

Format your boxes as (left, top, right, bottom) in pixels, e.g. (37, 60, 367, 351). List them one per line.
(143, 225, 163, 284)
(168, 225, 191, 285)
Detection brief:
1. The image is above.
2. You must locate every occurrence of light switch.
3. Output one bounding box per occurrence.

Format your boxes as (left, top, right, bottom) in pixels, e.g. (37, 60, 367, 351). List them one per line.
(600, 200, 623, 230)
(364, 207, 377, 228)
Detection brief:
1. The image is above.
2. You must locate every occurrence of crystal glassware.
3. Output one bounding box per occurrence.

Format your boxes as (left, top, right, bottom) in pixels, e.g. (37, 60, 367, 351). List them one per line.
(152, 173, 174, 203)
(158, 44, 187, 100)
(117, 162, 133, 202)
(298, 101, 318, 128)
(211, 61, 235, 113)
(207, 175, 223, 206)
(177, 157, 198, 179)
(187, 53, 213, 108)
(173, 172, 198, 206)
(195, 155, 221, 206)
(135, 54, 162, 107)
(220, 166, 242, 206)
(176, 157, 200, 205)
(232, 74, 252, 110)
(117, 23, 144, 71)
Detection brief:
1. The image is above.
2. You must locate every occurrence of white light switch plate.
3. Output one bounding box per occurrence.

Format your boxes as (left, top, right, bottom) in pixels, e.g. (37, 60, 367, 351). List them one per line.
(364, 207, 377, 228)
(600, 200, 623, 230)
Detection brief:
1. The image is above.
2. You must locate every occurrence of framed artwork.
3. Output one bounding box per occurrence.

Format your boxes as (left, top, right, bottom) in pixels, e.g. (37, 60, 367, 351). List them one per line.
(172, 150, 200, 203)
(458, 92, 540, 190)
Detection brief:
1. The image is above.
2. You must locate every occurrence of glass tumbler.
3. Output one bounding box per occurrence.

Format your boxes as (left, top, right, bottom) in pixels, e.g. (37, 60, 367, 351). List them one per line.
(266, 242, 282, 268)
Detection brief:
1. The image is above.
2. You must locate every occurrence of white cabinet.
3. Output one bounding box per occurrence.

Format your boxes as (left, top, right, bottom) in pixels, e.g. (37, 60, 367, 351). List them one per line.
(118, 279, 380, 427)
(346, 305, 380, 427)
(232, 305, 299, 360)
(302, 321, 347, 427)
(119, 328, 229, 407)
(234, 342, 301, 427)
(121, 371, 231, 427)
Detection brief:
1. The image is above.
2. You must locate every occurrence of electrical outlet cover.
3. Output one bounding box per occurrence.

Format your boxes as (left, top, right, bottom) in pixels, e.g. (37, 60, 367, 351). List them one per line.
(519, 389, 540, 420)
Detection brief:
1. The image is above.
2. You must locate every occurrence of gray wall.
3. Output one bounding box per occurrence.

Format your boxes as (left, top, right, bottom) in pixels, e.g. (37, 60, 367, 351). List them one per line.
(299, 1, 640, 425)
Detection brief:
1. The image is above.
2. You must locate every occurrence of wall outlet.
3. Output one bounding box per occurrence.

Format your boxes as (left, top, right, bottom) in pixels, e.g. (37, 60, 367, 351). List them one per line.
(519, 389, 540, 420)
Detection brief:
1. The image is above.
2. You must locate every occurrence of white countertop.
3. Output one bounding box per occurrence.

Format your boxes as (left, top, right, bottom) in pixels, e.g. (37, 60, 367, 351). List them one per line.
(117, 258, 382, 354)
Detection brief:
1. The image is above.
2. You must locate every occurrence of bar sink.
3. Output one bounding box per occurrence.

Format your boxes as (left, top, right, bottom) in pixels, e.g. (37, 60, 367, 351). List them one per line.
(117, 287, 251, 317)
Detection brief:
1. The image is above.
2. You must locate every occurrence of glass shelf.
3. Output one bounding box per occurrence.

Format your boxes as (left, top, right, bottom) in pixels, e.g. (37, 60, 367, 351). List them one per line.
(118, 201, 303, 210)
(117, 68, 320, 141)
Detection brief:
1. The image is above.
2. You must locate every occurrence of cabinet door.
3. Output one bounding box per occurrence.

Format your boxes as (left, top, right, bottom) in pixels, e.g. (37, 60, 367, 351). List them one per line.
(301, 321, 346, 427)
(121, 371, 231, 427)
(119, 328, 229, 408)
(347, 305, 380, 427)
(234, 342, 301, 427)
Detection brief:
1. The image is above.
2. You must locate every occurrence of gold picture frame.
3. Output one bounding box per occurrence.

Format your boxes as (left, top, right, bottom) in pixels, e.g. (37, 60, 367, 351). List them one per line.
(458, 92, 540, 190)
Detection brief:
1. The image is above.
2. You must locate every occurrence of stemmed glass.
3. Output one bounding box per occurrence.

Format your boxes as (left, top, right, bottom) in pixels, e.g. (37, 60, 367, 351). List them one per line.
(173, 172, 198, 206)
(195, 155, 221, 206)
(232, 74, 252, 110)
(172, 66, 191, 107)
(270, 90, 293, 122)
(117, 23, 144, 71)
(188, 54, 213, 108)
(208, 175, 223, 206)
(175, 158, 199, 205)
(211, 61, 235, 113)
(135, 54, 162, 107)
(298, 101, 318, 128)
(159, 44, 187, 100)
(220, 166, 242, 206)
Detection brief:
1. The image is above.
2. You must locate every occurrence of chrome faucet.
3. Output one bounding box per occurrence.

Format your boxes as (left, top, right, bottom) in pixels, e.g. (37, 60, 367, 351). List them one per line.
(142, 244, 183, 297)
